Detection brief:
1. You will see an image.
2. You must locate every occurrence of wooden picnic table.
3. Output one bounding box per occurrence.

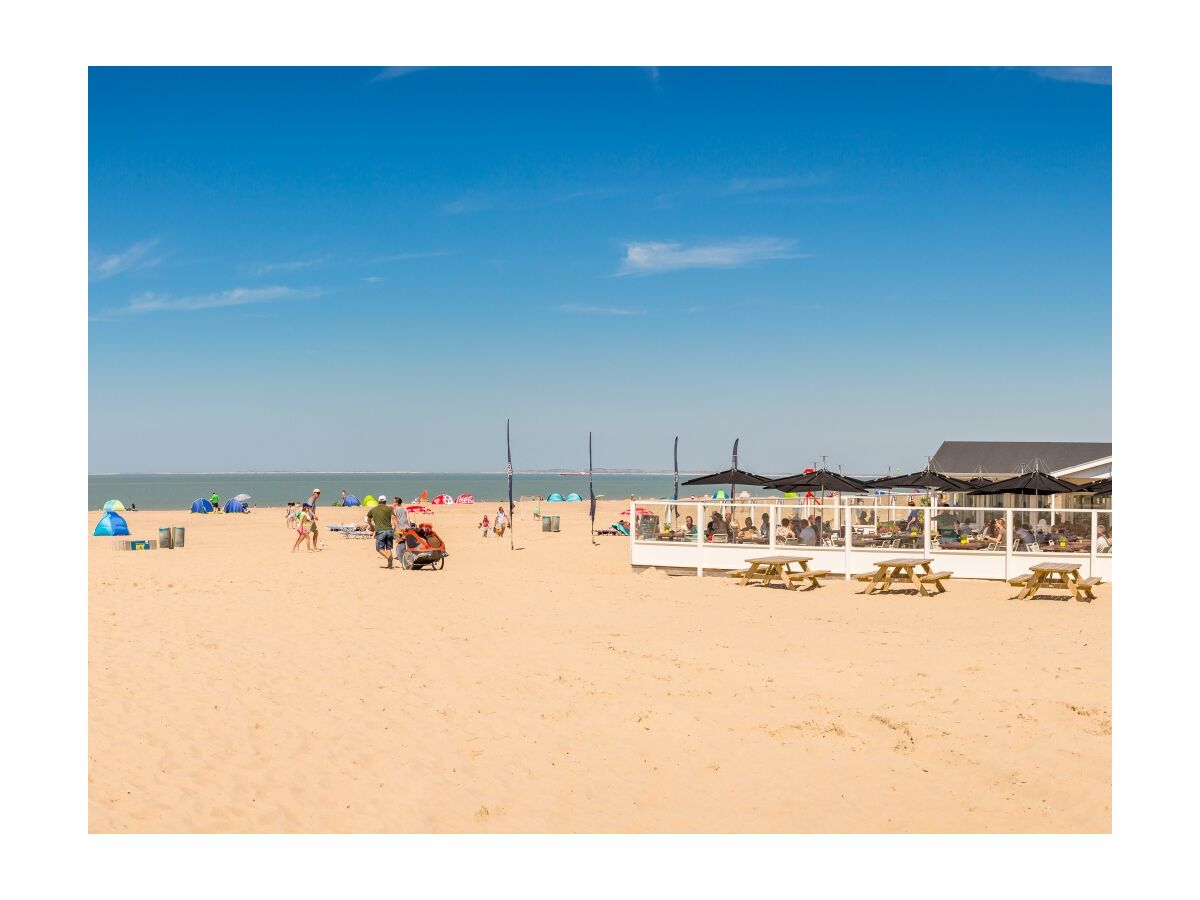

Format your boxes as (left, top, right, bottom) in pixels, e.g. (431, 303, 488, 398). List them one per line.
(734, 555, 830, 591)
(1010, 562, 1101, 602)
(857, 557, 953, 596)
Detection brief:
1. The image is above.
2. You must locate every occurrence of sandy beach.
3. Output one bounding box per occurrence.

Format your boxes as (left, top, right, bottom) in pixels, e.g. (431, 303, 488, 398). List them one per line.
(88, 500, 1111, 833)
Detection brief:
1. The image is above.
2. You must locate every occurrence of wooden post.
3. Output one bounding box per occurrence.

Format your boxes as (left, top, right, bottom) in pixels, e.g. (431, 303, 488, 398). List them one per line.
(1089, 509, 1098, 578)
(843, 502, 852, 580)
(1004, 508, 1014, 581)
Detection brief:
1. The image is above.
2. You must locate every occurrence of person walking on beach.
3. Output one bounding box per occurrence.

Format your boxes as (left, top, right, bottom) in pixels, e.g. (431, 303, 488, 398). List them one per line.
(392, 497, 411, 534)
(211, 491, 220, 513)
(339, 490, 347, 506)
(367, 494, 398, 568)
(494, 506, 508, 537)
(307, 488, 321, 550)
(292, 503, 314, 552)
(480, 514, 490, 537)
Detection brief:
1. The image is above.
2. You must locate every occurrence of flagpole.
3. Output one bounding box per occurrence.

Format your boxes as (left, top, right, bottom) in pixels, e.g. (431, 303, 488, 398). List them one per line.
(589, 431, 597, 546)
(506, 418, 514, 550)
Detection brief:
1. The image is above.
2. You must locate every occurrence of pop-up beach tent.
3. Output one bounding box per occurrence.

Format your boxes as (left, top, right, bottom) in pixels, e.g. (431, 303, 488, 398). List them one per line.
(102, 499, 125, 513)
(342, 495, 361, 506)
(546, 492, 564, 502)
(223, 499, 246, 513)
(191, 498, 214, 514)
(432, 494, 455, 505)
(362, 495, 378, 507)
(565, 492, 583, 502)
(93, 511, 130, 536)
(455, 493, 475, 504)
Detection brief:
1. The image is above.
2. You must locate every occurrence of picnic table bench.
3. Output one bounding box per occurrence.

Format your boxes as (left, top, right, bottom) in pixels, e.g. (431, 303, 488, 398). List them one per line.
(855, 558, 952, 596)
(1009, 562, 1100, 602)
(731, 556, 830, 591)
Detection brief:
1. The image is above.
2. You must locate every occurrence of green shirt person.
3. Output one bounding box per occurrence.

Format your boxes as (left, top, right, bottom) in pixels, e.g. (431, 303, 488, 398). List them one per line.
(210, 492, 220, 511)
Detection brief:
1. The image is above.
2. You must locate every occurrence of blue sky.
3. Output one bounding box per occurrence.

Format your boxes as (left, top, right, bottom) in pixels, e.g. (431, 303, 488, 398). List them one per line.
(89, 67, 1111, 474)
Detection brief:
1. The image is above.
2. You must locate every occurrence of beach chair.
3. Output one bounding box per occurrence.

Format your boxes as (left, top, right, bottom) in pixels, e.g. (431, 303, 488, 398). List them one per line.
(613, 522, 630, 536)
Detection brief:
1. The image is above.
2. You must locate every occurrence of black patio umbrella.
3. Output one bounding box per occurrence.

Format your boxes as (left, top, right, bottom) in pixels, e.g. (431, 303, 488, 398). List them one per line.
(1084, 477, 1112, 494)
(865, 468, 974, 492)
(969, 469, 1080, 496)
(963, 475, 995, 489)
(681, 438, 770, 501)
(762, 467, 871, 495)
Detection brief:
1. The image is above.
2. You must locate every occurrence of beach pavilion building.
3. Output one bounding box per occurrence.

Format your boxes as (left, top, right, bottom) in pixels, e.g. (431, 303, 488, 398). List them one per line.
(927, 440, 1111, 483)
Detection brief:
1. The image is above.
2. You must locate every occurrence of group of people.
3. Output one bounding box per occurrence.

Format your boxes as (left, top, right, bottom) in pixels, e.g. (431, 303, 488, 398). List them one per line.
(287, 487, 324, 553)
(479, 507, 508, 538)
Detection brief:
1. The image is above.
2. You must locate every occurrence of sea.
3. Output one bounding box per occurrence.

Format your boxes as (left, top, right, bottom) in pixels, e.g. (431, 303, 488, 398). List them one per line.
(87, 472, 774, 510)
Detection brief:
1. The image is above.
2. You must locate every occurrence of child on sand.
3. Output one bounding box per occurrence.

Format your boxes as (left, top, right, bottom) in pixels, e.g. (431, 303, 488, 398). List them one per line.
(480, 514, 490, 538)
(285, 501, 298, 529)
(292, 503, 314, 552)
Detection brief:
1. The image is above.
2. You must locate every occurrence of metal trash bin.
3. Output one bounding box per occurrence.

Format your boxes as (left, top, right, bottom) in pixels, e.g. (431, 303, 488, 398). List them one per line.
(172, 526, 186, 548)
(159, 527, 174, 549)
(551, 515, 561, 532)
(542, 516, 552, 532)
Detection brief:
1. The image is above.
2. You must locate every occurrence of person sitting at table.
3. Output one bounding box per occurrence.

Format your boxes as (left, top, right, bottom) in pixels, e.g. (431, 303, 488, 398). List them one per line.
(797, 518, 818, 546)
(811, 514, 824, 542)
(738, 517, 758, 540)
(759, 512, 771, 539)
(676, 515, 698, 538)
(857, 509, 870, 526)
(903, 502, 921, 530)
(778, 517, 796, 542)
(1014, 524, 1036, 549)
(1095, 525, 1111, 552)
(706, 511, 730, 539)
(985, 518, 1006, 545)
(935, 508, 957, 539)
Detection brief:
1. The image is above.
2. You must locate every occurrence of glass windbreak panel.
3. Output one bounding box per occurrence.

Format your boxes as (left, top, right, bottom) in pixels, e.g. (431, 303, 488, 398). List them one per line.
(1012, 503, 1059, 553)
(875, 496, 926, 548)
(700, 502, 736, 544)
(1097, 511, 1112, 554)
(633, 503, 689, 542)
(932, 507, 1005, 551)
(1045, 509, 1093, 553)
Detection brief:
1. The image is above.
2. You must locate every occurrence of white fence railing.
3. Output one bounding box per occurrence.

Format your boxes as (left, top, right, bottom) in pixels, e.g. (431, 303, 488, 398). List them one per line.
(624, 500, 1113, 582)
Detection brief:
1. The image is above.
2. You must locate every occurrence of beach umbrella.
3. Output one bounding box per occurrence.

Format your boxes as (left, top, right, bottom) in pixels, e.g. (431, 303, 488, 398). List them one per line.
(681, 439, 769, 503)
(102, 499, 125, 513)
(865, 468, 973, 492)
(969, 468, 1080, 496)
(1084, 477, 1112, 494)
(406, 504, 433, 514)
(763, 467, 870, 495)
(232, 493, 251, 502)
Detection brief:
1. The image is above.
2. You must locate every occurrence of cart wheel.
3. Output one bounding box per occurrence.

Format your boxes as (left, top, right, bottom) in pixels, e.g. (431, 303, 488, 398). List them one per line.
(433, 556, 445, 570)
(401, 550, 416, 570)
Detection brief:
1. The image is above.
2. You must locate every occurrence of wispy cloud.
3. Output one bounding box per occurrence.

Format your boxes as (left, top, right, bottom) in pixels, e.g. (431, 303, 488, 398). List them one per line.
(95, 285, 320, 318)
(440, 188, 611, 216)
(372, 249, 451, 262)
(243, 257, 327, 277)
(373, 67, 430, 82)
(89, 238, 162, 281)
(1021, 66, 1111, 86)
(361, 276, 384, 283)
(555, 303, 645, 317)
(616, 237, 804, 276)
(724, 173, 827, 195)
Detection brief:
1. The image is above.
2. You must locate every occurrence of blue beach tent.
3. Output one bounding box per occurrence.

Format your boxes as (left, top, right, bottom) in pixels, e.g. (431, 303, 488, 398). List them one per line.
(191, 498, 214, 514)
(343, 495, 361, 506)
(546, 492, 564, 502)
(565, 492, 583, 502)
(93, 512, 130, 536)
(223, 499, 245, 513)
